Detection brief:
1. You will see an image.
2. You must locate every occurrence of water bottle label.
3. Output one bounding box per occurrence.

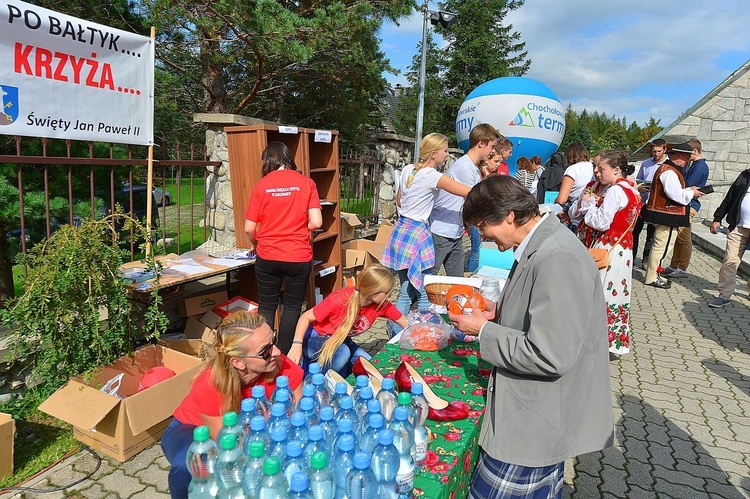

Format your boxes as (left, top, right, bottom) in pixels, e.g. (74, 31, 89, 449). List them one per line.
(396, 469, 414, 494)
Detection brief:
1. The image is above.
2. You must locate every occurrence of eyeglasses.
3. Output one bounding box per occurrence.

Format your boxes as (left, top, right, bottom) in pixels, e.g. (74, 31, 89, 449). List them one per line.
(475, 221, 487, 237)
(238, 330, 278, 361)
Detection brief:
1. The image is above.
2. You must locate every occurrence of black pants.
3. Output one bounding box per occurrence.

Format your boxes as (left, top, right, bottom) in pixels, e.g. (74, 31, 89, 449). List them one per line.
(632, 216, 655, 259)
(254, 256, 311, 354)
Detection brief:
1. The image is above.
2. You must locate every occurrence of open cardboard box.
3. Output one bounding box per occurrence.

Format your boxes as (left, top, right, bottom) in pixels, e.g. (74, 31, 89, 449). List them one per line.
(213, 296, 259, 318)
(340, 212, 362, 242)
(178, 290, 228, 317)
(0, 412, 14, 479)
(341, 221, 393, 271)
(38, 345, 203, 462)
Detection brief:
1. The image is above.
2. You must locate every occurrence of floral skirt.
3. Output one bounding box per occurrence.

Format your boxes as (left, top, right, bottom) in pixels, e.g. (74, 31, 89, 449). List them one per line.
(596, 242, 632, 355)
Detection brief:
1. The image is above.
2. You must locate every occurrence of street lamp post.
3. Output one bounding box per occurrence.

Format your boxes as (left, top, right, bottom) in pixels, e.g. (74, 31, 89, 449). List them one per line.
(414, 1, 457, 161)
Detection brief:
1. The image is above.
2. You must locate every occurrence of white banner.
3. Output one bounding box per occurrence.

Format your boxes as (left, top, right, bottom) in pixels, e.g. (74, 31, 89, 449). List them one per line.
(0, 1, 154, 145)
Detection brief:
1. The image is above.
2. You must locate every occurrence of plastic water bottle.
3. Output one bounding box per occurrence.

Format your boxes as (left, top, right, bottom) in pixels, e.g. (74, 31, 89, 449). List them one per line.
(303, 425, 328, 465)
(334, 396, 358, 432)
(352, 376, 370, 405)
(240, 398, 257, 437)
(331, 434, 355, 499)
(376, 378, 398, 423)
(389, 407, 414, 499)
(275, 390, 295, 419)
(252, 385, 272, 421)
(308, 451, 335, 499)
(354, 386, 373, 426)
(267, 403, 291, 439)
(331, 382, 349, 413)
(282, 440, 308, 486)
(289, 412, 310, 449)
(304, 363, 322, 388)
(318, 406, 338, 451)
(289, 472, 314, 499)
(410, 384, 429, 468)
(359, 399, 382, 437)
(267, 426, 288, 465)
(272, 375, 296, 407)
(186, 426, 219, 499)
(301, 385, 321, 415)
(311, 373, 331, 408)
(218, 411, 245, 451)
(370, 429, 399, 499)
(242, 440, 266, 499)
(245, 415, 270, 452)
(359, 413, 384, 454)
(345, 451, 377, 499)
(332, 418, 358, 454)
(396, 392, 416, 427)
(257, 456, 288, 499)
(215, 433, 247, 498)
(298, 396, 319, 427)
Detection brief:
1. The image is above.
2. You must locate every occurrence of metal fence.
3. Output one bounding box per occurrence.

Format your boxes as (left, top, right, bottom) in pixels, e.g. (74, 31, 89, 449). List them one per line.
(339, 149, 383, 226)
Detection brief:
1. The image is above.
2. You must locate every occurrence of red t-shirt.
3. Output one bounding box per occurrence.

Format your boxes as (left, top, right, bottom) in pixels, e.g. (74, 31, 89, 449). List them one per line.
(498, 162, 510, 176)
(312, 287, 402, 337)
(245, 170, 321, 262)
(172, 354, 303, 426)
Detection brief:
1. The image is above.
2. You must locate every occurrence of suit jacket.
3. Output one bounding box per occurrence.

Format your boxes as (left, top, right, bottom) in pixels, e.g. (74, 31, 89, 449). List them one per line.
(478, 215, 614, 467)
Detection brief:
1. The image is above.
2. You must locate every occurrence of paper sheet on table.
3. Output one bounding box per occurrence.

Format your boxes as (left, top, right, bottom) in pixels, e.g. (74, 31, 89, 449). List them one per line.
(205, 258, 252, 268)
(424, 275, 483, 288)
(167, 263, 215, 275)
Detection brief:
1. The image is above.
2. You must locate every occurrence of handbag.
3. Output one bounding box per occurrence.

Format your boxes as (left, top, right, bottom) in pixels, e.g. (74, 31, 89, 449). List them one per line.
(588, 212, 637, 270)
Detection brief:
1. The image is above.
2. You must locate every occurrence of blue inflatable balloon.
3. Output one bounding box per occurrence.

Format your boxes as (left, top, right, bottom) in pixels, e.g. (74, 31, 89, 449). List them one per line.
(456, 77, 565, 176)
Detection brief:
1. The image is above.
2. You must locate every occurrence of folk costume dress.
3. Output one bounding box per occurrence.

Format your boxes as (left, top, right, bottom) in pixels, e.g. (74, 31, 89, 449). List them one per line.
(577, 179, 641, 355)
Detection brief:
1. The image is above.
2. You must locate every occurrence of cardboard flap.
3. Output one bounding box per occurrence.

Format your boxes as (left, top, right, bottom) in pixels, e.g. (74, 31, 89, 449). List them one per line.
(39, 381, 121, 430)
(340, 212, 362, 226)
(374, 222, 394, 242)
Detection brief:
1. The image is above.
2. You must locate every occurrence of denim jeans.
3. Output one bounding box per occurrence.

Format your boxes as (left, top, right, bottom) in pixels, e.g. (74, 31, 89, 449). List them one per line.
(467, 226, 481, 273)
(160, 418, 196, 499)
(433, 233, 465, 277)
(388, 268, 432, 336)
(303, 325, 370, 376)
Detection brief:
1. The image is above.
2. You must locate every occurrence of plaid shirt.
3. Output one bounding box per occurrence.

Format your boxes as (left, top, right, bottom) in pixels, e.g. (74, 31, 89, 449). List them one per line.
(381, 216, 435, 289)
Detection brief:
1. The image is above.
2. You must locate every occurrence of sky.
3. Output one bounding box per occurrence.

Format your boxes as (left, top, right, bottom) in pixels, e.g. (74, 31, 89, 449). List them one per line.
(380, 0, 750, 129)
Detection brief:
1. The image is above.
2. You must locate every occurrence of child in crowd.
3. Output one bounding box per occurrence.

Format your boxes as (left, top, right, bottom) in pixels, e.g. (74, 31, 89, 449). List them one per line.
(495, 137, 513, 176)
(288, 264, 408, 375)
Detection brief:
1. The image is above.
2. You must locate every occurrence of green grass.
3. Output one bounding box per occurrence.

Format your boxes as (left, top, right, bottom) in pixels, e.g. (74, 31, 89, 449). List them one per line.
(161, 177, 205, 205)
(341, 196, 375, 217)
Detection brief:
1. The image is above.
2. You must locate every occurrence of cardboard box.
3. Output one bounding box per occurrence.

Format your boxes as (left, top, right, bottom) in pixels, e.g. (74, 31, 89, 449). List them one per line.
(0, 412, 14, 479)
(158, 339, 213, 360)
(178, 291, 228, 317)
(39, 345, 203, 462)
(341, 222, 394, 271)
(214, 296, 259, 318)
(340, 212, 362, 242)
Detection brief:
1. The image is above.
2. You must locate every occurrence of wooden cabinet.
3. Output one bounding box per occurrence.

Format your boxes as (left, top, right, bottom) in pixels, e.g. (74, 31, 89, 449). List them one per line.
(226, 124, 342, 307)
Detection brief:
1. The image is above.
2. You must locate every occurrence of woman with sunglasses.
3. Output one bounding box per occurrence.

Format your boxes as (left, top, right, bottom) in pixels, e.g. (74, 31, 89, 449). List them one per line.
(161, 311, 303, 499)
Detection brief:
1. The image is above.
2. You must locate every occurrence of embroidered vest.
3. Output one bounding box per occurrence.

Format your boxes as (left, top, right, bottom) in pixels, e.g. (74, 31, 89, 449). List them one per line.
(641, 162, 690, 227)
(578, 180, 641, 249)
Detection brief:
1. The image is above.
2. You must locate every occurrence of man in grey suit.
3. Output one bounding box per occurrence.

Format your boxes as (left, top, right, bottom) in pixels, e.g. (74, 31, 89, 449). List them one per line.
(450, 176, 614, 498)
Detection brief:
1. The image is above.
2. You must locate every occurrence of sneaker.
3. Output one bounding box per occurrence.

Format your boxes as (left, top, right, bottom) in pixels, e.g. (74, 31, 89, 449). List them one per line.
(645, 277, 671, 289)
(660, 267, 676, 276)
(667, 268, 689, 278)
(708, 297, 730, 308)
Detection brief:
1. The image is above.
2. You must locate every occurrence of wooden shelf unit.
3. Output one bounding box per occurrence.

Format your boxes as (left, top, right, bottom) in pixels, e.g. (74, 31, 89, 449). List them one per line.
(226, 125, 342, 308)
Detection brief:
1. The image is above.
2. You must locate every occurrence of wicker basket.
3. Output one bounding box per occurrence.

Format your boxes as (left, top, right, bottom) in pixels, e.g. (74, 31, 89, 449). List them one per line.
(425, 283, 452, 306)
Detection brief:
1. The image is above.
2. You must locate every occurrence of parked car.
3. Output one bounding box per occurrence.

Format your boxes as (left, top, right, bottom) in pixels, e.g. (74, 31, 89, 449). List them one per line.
(111, 184, 160, 234)
(152, 186, 172, 206)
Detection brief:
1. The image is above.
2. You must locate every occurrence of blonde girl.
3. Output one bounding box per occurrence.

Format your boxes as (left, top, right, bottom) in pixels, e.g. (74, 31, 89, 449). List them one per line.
(289, 264, 408, 374)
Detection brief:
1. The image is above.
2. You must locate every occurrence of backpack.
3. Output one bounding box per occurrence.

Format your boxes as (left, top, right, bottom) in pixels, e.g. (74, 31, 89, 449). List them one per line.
(536, 151, 567, 203)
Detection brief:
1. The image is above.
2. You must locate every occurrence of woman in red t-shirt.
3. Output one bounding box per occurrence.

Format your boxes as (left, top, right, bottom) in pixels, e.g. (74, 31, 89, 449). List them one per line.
(161, 311, 303, 499)
(245, 142, 323, 355)
(289, 264, 408, 375)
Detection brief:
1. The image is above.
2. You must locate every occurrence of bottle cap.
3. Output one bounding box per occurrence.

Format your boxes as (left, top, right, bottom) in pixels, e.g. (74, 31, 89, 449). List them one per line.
(290, 472, 309, 492)
(300, 397, 314, 412)
(271, 425, 287, 442)
(356, 375, 369, 388)
(335, 382, 348, 395)
(340, 396, 353, 410)
(250, 415, 266, 431)
(359, 386, 373, 400)
(369, 413, 384, 429)
(263, 456, 281, 475)
(219, 433, 237, 450)
(222, 411, 238, 426)
(276, 390, 289, 402)
(338, 418, 353, 433)
(377, 428, 394, 446)
(319, 406, 334, 421)
(310, 451, 328, 470)
(397, 392, 412, 405)
(286, 439, 302, 457)
(367, 399, 381, 414)
(381, 378, 395, 390)
(270, 403, 286, 417)
(291, 412, 306, 427)
(252, 385, 266, 399)
(411, 383, 424, 395)
(312, 373, 325, 386)
(276, 375, 289, 388)
(248, 440, 265, 458)
(302, 384, 315, 398)
(193, 426, 210, 442)
(308, 363, 321, 375)
(308, 425, 324, 441)
(352, 451, 370, 470)
(338, 434, 355, 452)
(241, 398, 254, 412)
(394, 406, 408, 421)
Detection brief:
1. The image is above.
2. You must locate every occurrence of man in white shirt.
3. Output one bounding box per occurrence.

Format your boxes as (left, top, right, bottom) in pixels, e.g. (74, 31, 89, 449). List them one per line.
(633, 139, 668, 269)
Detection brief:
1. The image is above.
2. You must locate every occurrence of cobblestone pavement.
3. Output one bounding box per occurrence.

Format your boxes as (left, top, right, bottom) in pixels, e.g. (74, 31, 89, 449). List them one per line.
(2, 240, 749, 498)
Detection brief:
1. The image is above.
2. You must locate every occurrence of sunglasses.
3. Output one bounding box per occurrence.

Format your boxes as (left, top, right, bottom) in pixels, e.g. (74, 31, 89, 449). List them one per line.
(238, 330, 278, 361)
